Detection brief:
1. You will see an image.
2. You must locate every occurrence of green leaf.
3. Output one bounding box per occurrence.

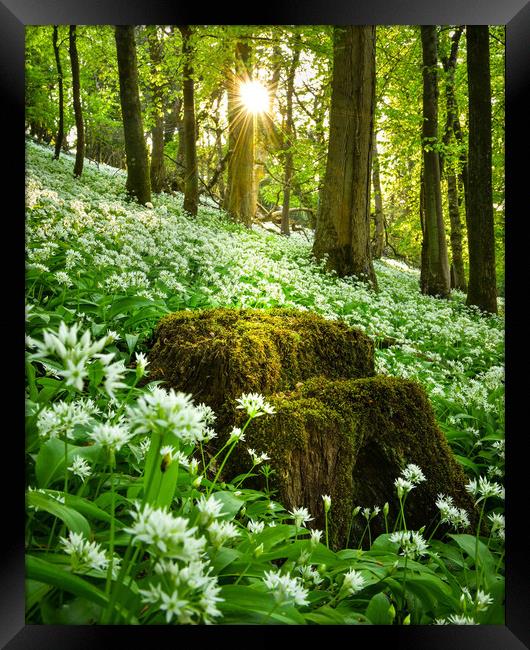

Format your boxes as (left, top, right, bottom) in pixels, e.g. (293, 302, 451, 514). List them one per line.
(35, 438, 104, 488)
(365, 592, 393, 624)
(218, 585, 306, 624)
(449, 534, 496, 578)
(304, 605, 348, 624)
(64, 494, 114, 524)
(27, 490, 91, 536)
(26, 579, 53, 611)
(211, 490, 244, 521)
(26, 555, 108, 608)
(125, 333, 139, 356)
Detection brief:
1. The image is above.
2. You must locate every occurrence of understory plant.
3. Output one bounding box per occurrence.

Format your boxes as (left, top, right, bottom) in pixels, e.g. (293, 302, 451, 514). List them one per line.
(25, 141, 504, 624)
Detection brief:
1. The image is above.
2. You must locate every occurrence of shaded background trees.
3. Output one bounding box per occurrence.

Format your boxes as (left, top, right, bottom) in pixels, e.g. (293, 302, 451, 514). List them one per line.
(25, 24, 504, 310)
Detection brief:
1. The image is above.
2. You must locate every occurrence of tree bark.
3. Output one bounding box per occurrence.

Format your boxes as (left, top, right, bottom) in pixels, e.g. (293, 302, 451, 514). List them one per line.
(281, 37, 301, 236)
(148, 27, 165, 194)
(372, 133, 385, 258)
(115, 26, 151, 204)
(419, 26, 451, 298)
(440, 26, 466, 291)
(52, 26, 64, 160)
(178, 25, 199, 215)
(465, 26, 497, 313)
(312, 26, 377, 288)
(68, 25, 84, 177)
(224, 41, 256, 227)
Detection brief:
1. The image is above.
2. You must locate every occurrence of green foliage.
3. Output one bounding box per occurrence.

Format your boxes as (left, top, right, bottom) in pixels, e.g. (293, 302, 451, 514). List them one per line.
(25, 141, 504, 625)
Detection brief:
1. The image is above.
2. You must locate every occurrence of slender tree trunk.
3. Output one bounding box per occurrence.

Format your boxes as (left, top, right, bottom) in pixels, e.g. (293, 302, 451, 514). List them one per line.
(446, 169, 467, 290)
(312, 26, 377, 288)
(115, 26, 151, 204)
(372, 133, 385, 258)
(420, 25, 450, 297)
(440, 26, 466, 291)
(466, 26, 497, 313)
(179, 26, 199, 215)
(52, 26, 64, 160)
(68, 25, 84, 177)
(148, 28, 165, 194)
(224, 41, 256, 227)
(281, 37, 301, 236)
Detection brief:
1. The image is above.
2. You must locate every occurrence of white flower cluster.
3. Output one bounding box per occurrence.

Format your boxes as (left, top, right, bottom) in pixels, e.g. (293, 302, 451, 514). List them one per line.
(262, 569, 309, 607)
(389, 530, 429, 560)
(37, 398, 99, 440)
(27, 321, 127, 398)
(124, 503, 206, 560)
(126, 387, 209, 444)
(235, 392, 275, 418)
(435, 494, 470, 530)
(465, 476, 505, 503)
(139, 558, 223, 624)
(394, 463, 426, 498)
(60, 530, 120, 578)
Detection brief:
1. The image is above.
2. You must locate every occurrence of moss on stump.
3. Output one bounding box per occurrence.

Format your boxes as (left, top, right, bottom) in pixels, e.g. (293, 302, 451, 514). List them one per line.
(147, 307, 476, 549)
(232, 376, 477, 548)
(147, 307, 375, 427)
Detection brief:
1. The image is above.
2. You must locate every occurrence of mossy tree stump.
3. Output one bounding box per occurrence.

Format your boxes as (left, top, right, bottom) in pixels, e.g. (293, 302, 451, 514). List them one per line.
(147, 307, 374, 428)
(147, 307, 477, 548)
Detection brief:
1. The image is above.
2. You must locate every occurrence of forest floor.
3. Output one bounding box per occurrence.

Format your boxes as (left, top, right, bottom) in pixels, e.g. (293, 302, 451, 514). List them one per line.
(25, 139, 505, 625)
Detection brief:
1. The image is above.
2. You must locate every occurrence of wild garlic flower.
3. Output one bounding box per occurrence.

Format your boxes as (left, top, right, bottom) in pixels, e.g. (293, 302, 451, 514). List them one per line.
(401, 463, 426, 485)
(289, 506, 314, 528)
(208, 520, 240, 548)
(362, 506, 381, 521)
(389, 530, 429, 560)
(465, 476, 505, 502)
(139, 558, 223, 624)
(68, 455, 92, 482)
(488, 512, 505, 540)
(89, 421, 133, 453)
(126, 387, 207, 444)
(435, 494, 470, 530)
(394, 478, 415, 498)
(298, 565, 323, 586)
(310, 529, 323, 547)
(55, 271, 72, 286)
(235, 392, 275, 418)
(124, 503, 206, 561)
(262, 569, 309, 607)
(247, 519, 265, 535)
(228, 427, 245, 444)
(247, 448, 270, 465)
(460, 587, 494, 613)
(134, 351, 150, 378)
(195, 403, 217, 426)
(196, 495, 226, 526)
(37, 398, 99, 439)
(322, 494, 331, 512)
(435, 615, 478, 625)
(60, 530, 120, 577)
(340, 568, 366, 596)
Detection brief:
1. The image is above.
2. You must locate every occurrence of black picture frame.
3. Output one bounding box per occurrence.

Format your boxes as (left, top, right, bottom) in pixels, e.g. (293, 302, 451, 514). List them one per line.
(6, 0, 528, 646)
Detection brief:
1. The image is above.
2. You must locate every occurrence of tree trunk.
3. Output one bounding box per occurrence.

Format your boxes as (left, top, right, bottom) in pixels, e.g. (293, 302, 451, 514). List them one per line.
(372, 133, 385, 258)
(52, 26, 64, 160)
(440, 26, 466, 291)
(114, 26, 151, 204)
(281, 37, 301, 236)
(312, 26, 377, 288)
(68, 25, 84, 177)
(224, 41, 256, 227)
(447, 169, 467, 291)
(420, 26, 450, 297)
(466, 26, 497, 313)
(179, 26, 199, 215)
(148, 28, 165, 194)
